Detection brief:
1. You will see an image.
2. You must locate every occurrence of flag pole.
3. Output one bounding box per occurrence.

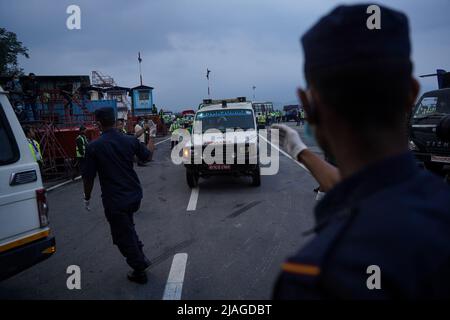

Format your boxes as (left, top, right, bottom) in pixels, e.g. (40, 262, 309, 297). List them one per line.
(138, 52, 143, 86)
(207, 68, 211, 97)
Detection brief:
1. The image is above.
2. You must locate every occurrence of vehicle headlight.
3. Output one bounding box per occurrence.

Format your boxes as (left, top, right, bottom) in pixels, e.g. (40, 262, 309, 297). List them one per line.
(408, 140, 418, 151)
(183, 148, 190, 158)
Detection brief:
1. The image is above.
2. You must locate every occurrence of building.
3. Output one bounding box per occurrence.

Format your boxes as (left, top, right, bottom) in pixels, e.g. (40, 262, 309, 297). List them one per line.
(104, 86, 131, 120)
(130, 85, 154, 115)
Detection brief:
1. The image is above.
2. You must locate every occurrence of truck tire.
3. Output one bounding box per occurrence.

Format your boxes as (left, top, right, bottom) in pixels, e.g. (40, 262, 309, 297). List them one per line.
(251, 166, 261, 187)
(186, 170, 199, 188)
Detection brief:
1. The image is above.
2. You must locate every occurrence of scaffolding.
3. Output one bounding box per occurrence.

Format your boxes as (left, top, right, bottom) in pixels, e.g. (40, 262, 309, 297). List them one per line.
(91, 70, 116, 89)
(23, 88, 99, 181)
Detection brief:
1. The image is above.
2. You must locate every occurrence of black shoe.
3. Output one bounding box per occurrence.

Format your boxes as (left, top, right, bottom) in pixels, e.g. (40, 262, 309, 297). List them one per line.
(127, 270, 148, 284)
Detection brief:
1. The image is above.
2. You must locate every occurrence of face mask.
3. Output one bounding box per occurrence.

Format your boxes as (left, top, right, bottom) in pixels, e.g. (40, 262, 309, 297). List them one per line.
(304, 121, 318, 146)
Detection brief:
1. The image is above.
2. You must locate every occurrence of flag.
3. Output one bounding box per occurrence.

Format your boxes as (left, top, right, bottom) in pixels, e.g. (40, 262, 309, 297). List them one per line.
(138, 52, 142, 63)
(206, 68, 211, 80)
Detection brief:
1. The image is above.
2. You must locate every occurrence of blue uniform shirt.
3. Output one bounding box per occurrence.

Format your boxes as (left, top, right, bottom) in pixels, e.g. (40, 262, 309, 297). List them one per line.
(82, 128, 150, 211)
(274, 152, 450, 299)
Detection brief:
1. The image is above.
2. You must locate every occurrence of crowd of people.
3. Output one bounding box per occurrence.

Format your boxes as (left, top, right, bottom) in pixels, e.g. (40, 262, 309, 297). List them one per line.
(5, 72, 40, 121)
(256, 109, 305, 128)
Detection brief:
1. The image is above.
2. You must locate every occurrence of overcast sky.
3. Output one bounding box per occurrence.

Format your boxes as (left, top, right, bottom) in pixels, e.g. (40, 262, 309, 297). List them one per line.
(1, 0, 449, 111)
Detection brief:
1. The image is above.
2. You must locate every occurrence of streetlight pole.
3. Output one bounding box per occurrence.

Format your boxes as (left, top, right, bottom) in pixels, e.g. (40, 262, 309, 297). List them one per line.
(252, 85, 256, 100)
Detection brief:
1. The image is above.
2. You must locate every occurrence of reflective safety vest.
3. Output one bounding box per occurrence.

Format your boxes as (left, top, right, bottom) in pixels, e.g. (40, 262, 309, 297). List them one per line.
(169, 122, 180, 133)
(163, 115, 171, 123)
(257, 115, 266, 124)
(28, 138, 42, 162)
(76, 135, 88, 158)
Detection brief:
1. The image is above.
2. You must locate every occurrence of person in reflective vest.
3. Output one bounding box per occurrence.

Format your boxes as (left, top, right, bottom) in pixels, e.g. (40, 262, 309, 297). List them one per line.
(299, 109, 305, 126)
(76, 125, 89, 173)
(257, 114, 266, 127)
(24, 126, 43, 168)
(169, 118, 181, 149)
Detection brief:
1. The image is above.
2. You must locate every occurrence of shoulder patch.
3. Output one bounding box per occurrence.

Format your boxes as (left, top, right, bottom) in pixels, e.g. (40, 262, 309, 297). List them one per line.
(282, 262, 320, 276)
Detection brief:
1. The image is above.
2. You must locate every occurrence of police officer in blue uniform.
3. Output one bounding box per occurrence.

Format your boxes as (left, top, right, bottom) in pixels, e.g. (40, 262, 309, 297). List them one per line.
(82, 107, 154, 284)
(272, 4, 450, 298)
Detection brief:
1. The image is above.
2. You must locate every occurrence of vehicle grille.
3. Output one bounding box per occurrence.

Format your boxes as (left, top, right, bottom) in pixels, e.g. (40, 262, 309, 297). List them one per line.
(198, 143, 254, 165)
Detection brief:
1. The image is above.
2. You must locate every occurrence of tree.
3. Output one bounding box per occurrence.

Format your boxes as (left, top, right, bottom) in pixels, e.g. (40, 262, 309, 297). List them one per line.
(0, 28, 29, 76)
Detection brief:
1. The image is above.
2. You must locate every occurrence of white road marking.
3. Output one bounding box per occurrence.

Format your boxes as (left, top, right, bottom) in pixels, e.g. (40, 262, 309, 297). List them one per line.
(187, 187, 199, 211)
(155, 137, 171, 145)
(259, 134, 310, 173)
(162, 253, 188, 300)
(46, 176, 81, 192)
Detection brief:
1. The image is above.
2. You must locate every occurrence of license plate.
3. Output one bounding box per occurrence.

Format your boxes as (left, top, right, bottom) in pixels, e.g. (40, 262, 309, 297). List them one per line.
(431, 155, 450, 164)
(208, 164, 231, 170)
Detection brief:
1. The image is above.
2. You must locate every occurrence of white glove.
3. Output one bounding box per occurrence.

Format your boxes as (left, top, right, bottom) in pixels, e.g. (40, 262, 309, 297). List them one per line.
(271, 124, 307, 159)
(83, 198, 91, 211)
(316, 191, 326, 201)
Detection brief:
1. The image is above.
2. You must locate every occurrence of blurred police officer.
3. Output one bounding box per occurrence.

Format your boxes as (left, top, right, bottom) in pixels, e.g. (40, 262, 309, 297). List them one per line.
(272, 4, 450, 299)
(82, 107, 155, 284)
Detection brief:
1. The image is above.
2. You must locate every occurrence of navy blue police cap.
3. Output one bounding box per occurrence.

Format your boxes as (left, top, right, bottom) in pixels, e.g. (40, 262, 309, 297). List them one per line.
(301, 4, 411, 74)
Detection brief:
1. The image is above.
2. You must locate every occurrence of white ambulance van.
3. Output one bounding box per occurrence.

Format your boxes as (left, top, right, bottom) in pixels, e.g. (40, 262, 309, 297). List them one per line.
(0, 85, 55, 281)
(183, 97, 261, 187)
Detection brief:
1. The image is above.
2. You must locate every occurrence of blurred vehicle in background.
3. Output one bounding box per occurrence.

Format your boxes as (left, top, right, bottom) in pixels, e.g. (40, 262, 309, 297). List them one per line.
(409, 70, 450, 180)
(252, 101, 274, 118)
(283, 104, 300, 122)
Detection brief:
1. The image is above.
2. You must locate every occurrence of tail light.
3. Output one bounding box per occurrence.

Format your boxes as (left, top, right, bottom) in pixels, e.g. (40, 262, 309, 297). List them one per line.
(36, 189, 49, 227)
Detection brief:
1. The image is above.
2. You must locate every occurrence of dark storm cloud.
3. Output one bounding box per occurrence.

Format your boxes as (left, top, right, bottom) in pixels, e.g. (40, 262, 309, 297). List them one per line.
(1, 0, 449, 110)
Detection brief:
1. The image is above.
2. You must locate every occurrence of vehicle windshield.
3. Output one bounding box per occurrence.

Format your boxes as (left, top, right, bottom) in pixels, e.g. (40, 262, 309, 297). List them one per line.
(194, 109, 255, 133)
(413, 91, 450, 118)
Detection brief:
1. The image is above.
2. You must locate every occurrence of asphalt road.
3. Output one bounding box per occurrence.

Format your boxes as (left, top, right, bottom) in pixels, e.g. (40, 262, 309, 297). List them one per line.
(0, 122, 324, 300)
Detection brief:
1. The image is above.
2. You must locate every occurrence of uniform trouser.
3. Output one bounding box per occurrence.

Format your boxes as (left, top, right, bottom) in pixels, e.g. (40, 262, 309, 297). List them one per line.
(137, 142, 147, 165)
(77, 158, 85, 175)
(104, 203, 150, 271)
